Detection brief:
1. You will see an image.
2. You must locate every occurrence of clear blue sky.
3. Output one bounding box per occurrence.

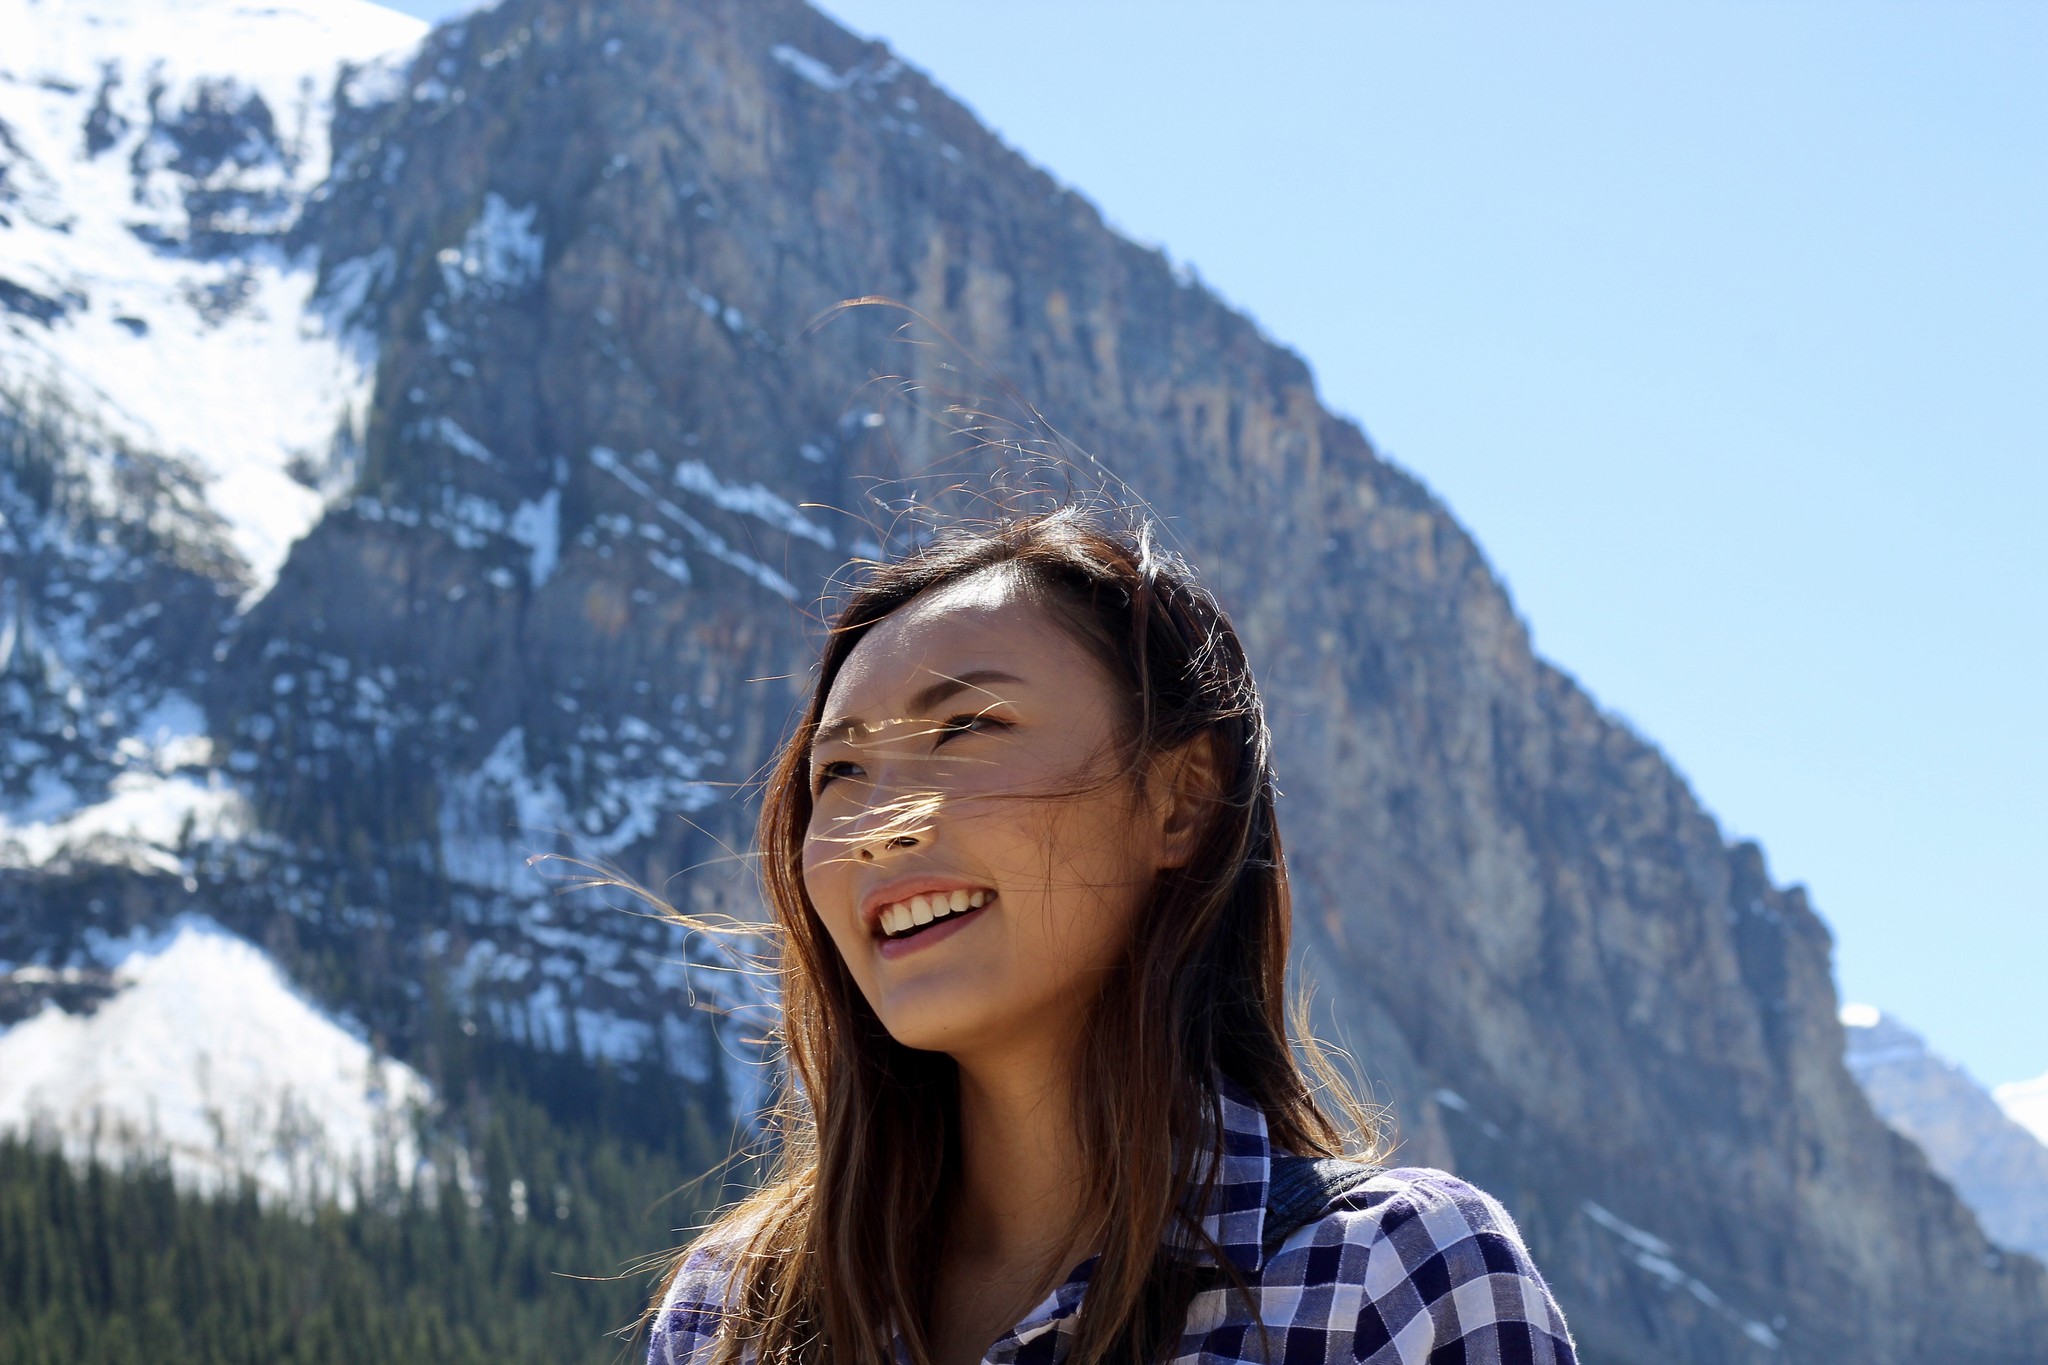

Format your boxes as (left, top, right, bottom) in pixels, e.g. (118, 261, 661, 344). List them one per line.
(381, 1, 2046, 1090)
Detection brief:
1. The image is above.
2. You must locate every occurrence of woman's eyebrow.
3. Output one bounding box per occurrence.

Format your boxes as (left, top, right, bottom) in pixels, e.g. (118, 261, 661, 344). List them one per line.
(813, 669, 1024, 748)
(908, 668, 1023, 714)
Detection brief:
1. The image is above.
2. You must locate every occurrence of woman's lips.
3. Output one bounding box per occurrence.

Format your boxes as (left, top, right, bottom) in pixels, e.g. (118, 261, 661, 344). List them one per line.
(875, 899, 992, 959)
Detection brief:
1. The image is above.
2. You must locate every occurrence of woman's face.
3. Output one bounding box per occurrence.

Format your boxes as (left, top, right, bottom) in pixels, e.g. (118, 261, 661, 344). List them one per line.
(801, 571, 1172, 1061)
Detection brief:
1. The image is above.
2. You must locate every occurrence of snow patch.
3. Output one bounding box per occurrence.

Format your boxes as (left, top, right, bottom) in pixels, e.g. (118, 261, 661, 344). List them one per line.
(591, 445, 799, 599)
(769, 43, 847, 92)
(508, 487, 560, 587)
(339, 51, 411, 110)
(434, 488, 508, 548)
(419, 415, 494, 463)
(116, 692, 215, 773)
(1996, 1072, 2048, 1148)
(0, 770, 247, 876)
(513, 984, 653, 1069)
(437, 192, 544, 300)
(1582, 1202, 1780, 1349)
(0, 0, 427, 603)
(672, 457, 833, 547)
(438, 719, 719, 894)
(767, 43, 902, 99)
(0, 917, 432, 1206)
(437, 726, 573, 893)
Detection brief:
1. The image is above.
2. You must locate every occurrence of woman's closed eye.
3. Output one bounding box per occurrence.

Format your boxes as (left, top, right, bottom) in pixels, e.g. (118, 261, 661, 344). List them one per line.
(812, 714, 1009, 792)
(932, 712, 1011, 745)
(813, 758, 865, 793)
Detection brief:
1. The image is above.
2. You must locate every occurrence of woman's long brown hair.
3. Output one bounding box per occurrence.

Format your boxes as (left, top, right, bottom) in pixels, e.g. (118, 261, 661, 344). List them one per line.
(668, 505, 1377, 1365)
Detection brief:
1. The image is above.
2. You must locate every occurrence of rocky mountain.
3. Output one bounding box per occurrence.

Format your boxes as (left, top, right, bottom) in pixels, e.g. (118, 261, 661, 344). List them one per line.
(3, 1, 2044, 1361)
(1842, 1005, 2048, 1263)
(1, 0, 412, 879)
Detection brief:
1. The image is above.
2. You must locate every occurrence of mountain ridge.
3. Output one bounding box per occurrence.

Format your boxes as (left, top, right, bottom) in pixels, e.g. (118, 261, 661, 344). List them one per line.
(1842, 1004, 2048, 1263)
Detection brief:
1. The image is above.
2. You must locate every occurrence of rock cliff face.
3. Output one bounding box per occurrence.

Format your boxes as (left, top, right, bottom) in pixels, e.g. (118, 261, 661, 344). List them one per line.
(4, 0, 2043, 1360)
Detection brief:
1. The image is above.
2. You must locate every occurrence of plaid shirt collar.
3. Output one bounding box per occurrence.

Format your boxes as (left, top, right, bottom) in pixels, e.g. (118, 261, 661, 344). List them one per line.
(1188, 1077, 1274, 1276)
(988, 1079, 1275, 1354)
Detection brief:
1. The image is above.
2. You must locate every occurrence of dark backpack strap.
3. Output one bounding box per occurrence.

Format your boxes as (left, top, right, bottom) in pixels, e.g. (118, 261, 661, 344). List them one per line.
(1261, 1155, 1380, 1260)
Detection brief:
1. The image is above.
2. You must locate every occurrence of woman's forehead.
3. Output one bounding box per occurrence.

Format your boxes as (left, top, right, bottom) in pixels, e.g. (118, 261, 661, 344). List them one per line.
(825, 578, 1079, 717)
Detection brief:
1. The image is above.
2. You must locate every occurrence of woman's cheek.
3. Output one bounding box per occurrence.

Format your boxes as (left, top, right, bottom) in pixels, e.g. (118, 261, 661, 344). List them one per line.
(798, 839, 854, 939)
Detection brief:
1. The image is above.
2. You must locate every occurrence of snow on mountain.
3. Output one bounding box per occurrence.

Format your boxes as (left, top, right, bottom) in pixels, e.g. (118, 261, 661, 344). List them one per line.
(0, 915, 432, 1205)
(0, 769, 247, 876)
(1998, 1071, 2048, 1148)
(0, 687, 248, 874)
(0, 0, 425, 596)
(3, 0, 430, 867)
(1841, 1003, 2048, 1263)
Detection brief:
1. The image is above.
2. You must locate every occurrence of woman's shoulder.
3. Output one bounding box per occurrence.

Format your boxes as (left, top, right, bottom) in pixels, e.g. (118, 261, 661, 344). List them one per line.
(1313, 1163, 1529, 1237)
(1262, 1163, 1577, 1362)
(1266, 1159, 1529, 1245)
(647, 1236, 747, 1365)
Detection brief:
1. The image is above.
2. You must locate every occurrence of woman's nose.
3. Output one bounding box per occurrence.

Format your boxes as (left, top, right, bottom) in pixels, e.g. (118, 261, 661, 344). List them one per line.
(843, 781, 940, 862)
(856, 832, 922, 863)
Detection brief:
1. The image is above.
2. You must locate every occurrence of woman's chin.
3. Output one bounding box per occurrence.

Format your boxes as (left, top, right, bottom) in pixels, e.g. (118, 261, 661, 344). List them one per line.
(876, 997, 1021, 1059)
(880, 1011, 993, 1057)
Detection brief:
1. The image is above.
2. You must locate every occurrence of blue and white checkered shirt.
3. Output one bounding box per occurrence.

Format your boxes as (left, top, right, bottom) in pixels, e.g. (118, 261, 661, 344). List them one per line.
(650, 1084, 1577, 1364)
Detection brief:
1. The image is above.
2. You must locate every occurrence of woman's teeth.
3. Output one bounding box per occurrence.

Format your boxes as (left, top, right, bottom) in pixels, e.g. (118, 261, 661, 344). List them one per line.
(879, 889, 990, 938)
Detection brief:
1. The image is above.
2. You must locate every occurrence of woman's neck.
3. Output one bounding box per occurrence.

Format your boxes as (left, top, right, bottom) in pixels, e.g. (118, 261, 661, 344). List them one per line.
(948, 1038, 1093, 1276)
(924, 1032, 1100, 1365)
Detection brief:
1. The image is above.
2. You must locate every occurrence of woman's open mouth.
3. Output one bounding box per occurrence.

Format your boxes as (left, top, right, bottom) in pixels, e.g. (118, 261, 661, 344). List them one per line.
(875, 888, 995, 941)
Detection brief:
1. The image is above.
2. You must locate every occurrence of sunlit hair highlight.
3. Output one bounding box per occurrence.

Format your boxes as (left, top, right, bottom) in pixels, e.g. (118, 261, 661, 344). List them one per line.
(670, 505, 1378, 1365)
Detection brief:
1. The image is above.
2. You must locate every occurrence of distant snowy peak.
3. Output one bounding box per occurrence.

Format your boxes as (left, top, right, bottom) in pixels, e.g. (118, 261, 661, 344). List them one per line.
(1841, 1004, 2048, 1264)
(1997, 1071, 2048, 1148)
(0, 916, 432, 1205)
(0, 0, 425, 596)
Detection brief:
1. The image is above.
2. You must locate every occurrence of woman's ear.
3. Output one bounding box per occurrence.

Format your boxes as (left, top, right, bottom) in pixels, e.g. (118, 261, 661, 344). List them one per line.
(1147, 731, 1221, 870)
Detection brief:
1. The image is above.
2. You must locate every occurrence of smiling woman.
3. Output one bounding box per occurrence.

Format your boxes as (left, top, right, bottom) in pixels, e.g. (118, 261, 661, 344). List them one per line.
(805, 574, 1189, 1061)
(648, 506, 1577, 1365)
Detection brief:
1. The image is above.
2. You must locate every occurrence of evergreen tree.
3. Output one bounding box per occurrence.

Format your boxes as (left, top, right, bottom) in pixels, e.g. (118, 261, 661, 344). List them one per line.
(0, 1027, 739, 1365)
